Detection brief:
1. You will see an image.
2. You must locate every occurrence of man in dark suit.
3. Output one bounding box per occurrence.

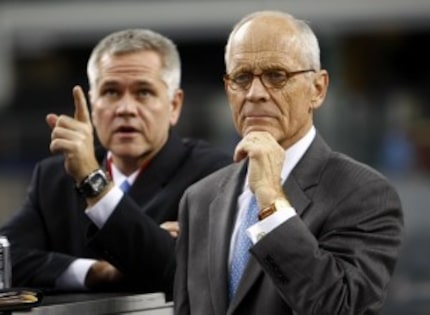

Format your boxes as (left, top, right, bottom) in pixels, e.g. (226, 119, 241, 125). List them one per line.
(174, 10, 404, 314)
(0, 29, 231, 298)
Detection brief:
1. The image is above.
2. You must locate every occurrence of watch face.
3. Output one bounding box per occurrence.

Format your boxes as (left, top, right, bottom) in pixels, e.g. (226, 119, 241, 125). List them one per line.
(77, 169, 109, 197)
(91, 173, 107, 192)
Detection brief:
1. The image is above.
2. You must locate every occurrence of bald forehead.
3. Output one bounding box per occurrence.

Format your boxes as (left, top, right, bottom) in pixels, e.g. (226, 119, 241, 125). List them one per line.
(238, 14, 296, 36)
(232, 15, 300, 50)
(227, 14, 302, 69)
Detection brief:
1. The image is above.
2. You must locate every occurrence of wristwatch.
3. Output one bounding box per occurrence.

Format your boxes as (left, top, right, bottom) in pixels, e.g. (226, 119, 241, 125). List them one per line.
(258, 198, 292, 221)
(76, 169, 110, 198)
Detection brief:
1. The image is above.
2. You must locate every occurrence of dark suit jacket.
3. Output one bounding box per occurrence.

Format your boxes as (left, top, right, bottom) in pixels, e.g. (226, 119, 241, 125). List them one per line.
(175, 134, 404, 315)
(0, 131, 231, 296)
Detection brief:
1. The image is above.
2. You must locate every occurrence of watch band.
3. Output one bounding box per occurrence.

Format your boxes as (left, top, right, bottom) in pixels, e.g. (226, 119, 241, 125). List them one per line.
(258, 204, 277, 221)
(258, 198, 292, 221)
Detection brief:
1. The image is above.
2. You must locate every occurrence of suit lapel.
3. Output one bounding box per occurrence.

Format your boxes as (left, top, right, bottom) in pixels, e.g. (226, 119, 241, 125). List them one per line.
(129, 131, 189, 208)
(227, 254, 261, 314)
(288, 133, 331, 215)
(209, 162, 246, 315)
(285, 176, 311, 217)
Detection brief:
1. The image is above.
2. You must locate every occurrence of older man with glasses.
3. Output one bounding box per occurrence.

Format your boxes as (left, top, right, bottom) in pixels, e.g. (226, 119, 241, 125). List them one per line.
(174, 10, 404, 315)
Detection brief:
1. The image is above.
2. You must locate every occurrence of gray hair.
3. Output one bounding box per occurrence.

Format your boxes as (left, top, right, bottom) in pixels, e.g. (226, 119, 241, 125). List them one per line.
(225, 10, 321, 71)
(87, 29, 181, 98)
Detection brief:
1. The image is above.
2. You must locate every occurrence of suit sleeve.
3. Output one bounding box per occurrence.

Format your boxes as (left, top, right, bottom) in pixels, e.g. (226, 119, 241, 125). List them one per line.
(174, 192, 191, 314)
(251, 178, 404, 315)
(86, 196, 177, 296)
(0, 163, 77, 288)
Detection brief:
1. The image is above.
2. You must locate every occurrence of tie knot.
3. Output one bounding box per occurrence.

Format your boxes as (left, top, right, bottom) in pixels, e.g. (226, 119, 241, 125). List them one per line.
(119, 180, 131, 193)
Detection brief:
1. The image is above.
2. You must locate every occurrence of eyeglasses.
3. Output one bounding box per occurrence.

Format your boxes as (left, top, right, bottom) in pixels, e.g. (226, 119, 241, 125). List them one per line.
(224, 69, 315, 91)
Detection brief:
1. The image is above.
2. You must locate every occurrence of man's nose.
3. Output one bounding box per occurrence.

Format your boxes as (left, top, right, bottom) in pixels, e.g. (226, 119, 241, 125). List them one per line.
(246, 75, 269, 100)
(116, 95, 138, 113)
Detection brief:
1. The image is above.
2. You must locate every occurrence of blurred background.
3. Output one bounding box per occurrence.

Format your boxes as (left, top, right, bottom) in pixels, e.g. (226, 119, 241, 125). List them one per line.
(0, 0, 429, 313)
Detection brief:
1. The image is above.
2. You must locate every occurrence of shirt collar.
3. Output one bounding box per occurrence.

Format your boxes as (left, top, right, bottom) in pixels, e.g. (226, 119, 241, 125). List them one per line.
(106, 152, 140, 185)
(280, 125, 316, 183)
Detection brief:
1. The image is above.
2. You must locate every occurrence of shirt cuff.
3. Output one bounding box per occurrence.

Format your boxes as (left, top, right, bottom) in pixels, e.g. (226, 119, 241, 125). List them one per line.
(85, 186, 123, 229)
(246, 206, 296, 244)
(55, 258, 97, 290)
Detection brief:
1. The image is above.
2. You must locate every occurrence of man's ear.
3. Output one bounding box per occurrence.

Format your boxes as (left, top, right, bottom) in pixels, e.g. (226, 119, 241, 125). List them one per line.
(169, 89, 184, 126)
(310, 69, 329, 110)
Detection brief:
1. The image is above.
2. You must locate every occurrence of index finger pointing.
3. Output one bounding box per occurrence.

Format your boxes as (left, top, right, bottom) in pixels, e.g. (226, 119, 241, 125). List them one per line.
(73, 85, 91, 123)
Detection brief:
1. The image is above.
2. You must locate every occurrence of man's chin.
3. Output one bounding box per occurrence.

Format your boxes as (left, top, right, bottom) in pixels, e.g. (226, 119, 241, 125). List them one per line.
(242, 126, 272, 136)
(110, 144, 148, 158)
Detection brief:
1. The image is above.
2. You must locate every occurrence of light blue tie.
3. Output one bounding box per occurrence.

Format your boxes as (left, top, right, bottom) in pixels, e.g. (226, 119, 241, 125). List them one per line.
(228, 196, 259, 300)
(119, 180, 131, 193)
